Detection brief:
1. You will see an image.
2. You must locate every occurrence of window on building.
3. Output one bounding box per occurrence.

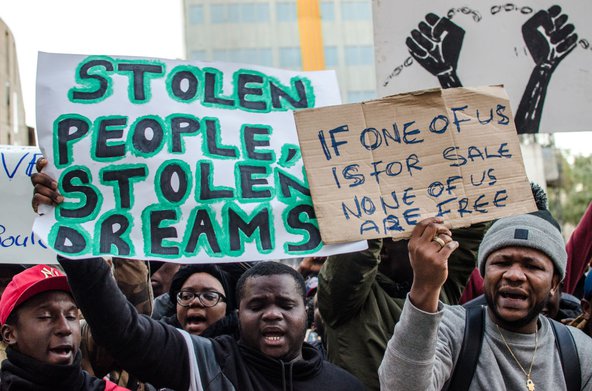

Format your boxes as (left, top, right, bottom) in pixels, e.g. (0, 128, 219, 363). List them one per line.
(277, 2, 297, 22)
(344, 45, 374, 65)
(342, 0, 372, 20)
(324, 46, 338, 67)
(347, 90, 375, 103)
(279, 47, 302, 69)
(212, 3, 270, 23)
(321, 1, 335, 21)
(189, 50, 207, 60)
(211, 5, 226, 23)
(189, 4, 204, 24)
(212, 48, 273, 66)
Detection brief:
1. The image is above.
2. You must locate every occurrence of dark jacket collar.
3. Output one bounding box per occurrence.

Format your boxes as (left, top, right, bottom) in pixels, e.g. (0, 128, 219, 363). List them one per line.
(0, 347, 106, 391)
(212, 335, 324, 391)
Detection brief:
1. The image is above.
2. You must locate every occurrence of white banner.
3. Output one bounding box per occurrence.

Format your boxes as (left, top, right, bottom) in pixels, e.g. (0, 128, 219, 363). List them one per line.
(374, 1, 592, 134)
(35, 52, 366, 263)
(0, 145, 55, 264)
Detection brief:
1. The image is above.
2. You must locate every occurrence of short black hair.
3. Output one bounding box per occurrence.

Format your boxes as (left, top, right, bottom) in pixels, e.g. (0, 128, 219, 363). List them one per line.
(236, 261, 306, 305)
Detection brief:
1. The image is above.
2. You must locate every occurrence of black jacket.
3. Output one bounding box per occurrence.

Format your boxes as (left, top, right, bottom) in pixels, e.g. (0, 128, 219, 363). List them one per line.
(0, 348, 122, 390)
(59, 256, 363, 391)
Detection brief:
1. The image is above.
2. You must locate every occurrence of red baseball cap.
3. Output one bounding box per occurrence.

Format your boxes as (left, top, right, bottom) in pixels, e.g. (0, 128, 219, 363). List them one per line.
(0, 265, 71, 324)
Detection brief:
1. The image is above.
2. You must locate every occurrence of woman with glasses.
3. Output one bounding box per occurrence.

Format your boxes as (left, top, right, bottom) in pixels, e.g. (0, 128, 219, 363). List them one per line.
(161, 264, 239, 338)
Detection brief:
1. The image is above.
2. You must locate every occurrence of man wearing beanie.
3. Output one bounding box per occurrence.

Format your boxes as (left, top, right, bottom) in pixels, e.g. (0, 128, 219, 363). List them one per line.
(379, 215, 592, 390)
(0, 264, 128, 390)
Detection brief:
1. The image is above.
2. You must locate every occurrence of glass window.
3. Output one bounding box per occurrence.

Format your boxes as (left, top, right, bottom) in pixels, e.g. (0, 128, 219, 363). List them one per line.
(190, 50, 206, 60)
(324, 46, 338, 67)
(211, 4, 227, 23)
(344, 45, 374, 65)
(212, 3, 269, 23)
(277, 2, 297, 22)
(211, 49, 273, 67)
(280, 47, 302, 69)
(189, 5, 204, 24)
(255, 4, 270, 22)
(347, 90, 375, 103)
(241, 4, 257, 22)
(212, 49, 230, 62)
(342, 1, 372, 20)
(321, 1, 335, 21)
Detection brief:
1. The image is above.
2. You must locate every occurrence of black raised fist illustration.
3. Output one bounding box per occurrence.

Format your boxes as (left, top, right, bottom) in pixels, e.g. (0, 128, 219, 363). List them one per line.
(516, 5, 578, 133)
(522, 5, 578, 69)
(406, 13, 465, 88)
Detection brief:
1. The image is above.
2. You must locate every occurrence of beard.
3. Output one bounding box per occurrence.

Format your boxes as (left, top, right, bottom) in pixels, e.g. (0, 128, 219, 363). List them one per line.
(485, 291, 548, 330)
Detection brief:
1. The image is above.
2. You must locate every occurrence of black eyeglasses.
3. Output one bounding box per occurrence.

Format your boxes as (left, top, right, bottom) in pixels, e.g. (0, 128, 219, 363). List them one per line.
(176, 290, 226, 308)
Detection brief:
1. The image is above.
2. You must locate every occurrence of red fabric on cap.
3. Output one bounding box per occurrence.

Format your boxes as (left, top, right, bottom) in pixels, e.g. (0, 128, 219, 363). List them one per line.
(0, 265, 71, 324)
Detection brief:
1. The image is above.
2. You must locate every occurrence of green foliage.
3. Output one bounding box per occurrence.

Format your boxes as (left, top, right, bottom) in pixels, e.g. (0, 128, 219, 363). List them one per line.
(548, 153, 592, 226)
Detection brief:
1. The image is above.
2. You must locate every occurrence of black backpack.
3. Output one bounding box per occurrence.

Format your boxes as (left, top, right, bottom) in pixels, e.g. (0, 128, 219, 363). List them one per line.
(447, 305, 581, 390)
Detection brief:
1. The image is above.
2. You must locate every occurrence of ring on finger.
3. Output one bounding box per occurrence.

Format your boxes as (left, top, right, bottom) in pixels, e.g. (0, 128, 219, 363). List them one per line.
(432, 236, 446, 248)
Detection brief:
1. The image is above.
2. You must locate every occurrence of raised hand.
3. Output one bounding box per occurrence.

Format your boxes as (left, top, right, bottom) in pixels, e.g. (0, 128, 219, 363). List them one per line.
(522, 5, 578, 70)
(406, 13, 465, 88)
(31, 157, 63, 213)
(407, 217, 458, 312)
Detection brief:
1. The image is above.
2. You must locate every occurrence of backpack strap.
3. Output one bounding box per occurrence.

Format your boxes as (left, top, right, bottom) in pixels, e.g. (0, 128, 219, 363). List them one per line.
(549, 319, 581, 391)
(446, 305, 485, 391)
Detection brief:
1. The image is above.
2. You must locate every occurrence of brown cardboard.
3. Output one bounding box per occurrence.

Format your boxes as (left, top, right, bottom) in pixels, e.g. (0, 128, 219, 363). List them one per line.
(294, 86, 537, 244)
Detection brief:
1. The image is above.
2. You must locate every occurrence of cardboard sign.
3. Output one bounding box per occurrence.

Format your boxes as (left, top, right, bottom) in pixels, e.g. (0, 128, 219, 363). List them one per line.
(294, 86, 537, 244)
(0, 145, 56, 264)
(373, 0, 592, 134)
(34, 52, 366, 263)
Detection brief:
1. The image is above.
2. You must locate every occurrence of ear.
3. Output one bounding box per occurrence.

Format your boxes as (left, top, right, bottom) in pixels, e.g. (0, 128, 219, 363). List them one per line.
(549, 274, 561, 295)
(1, 324, 17, 346)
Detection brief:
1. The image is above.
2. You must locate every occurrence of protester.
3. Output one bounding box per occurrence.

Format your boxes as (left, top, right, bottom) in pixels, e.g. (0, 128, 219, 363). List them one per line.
(569, 272, 592, 338)
(0, 264, 27, 362)
(565, 202, 592, 296)
(459, 182, 551, 304)
(159, 264, 239, 339)
(378, 215, 592, 390)
(52, 256, 364, 390)
(149, 262, 181, 299)
(317, 222, 485, 390)
(0, 264, 128, 390)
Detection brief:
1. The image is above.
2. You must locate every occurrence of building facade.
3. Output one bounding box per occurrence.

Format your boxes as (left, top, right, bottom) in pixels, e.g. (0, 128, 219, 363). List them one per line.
(0, 19, 31, 146)
(182, 0, 375, 104)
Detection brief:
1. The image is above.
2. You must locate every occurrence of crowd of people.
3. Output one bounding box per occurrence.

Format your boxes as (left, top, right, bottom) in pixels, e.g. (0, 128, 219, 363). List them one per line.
(0, 157, 590, 390)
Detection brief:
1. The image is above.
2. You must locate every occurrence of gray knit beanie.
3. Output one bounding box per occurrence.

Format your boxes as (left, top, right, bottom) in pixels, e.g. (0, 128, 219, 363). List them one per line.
(478, 213, 567, 280)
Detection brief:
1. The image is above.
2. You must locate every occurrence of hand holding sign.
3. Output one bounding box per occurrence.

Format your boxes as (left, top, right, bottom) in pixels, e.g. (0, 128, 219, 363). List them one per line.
(406, 13, 464, 88)
(31, 158, 63, 213)
(407, 217, 458, 312)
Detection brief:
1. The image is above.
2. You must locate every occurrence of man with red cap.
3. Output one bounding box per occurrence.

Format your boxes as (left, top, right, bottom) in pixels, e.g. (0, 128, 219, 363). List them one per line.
(0, 264, 128, 390)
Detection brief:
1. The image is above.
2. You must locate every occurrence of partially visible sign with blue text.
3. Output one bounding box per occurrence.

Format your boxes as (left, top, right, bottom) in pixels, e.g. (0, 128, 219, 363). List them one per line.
(0, 145, 55, 264)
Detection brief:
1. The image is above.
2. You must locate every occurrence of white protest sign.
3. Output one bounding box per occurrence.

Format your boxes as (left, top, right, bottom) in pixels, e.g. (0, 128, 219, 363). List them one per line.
(34, 52, 366, 263)
(374, 1, 592, 134)
(0, 145, 55, 264)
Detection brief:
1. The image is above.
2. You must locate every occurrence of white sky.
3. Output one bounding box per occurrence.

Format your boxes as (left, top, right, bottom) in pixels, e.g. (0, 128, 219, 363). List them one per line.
(1, 1, 590, 157)
(1, 0, 184, 126)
